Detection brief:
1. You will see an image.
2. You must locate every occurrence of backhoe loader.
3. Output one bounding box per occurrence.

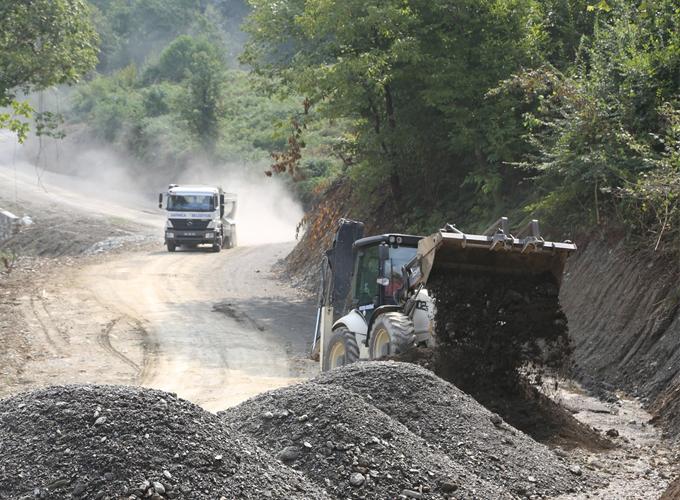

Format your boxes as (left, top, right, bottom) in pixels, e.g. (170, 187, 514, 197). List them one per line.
(311, 218, 576, 374)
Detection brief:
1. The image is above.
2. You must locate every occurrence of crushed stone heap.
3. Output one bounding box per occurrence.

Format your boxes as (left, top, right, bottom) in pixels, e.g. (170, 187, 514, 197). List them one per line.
(315, 361, 590, 498)
(220, 381, 504, 499)
(0, 384, 327, 500)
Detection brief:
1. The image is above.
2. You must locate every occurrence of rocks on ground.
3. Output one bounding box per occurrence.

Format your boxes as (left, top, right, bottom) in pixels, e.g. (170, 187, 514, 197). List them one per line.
(219, 380, 503, 499)
(0, 385, 326, 500)
(314, 361, 590, 498)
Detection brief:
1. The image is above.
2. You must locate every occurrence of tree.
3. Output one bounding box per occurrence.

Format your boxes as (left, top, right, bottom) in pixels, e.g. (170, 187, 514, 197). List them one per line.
(242, 0, 544, 217)
(178, 38, 227, 150)
(0, 0, 99, 142)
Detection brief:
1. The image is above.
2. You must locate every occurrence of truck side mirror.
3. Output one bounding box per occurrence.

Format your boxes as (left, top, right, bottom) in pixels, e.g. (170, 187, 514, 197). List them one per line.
(158, 193, 163, 209)
(219, 194, 225, 217)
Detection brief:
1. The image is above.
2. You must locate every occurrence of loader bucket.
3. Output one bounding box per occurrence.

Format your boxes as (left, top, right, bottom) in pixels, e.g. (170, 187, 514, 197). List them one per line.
(406, 218, 577, 394)
(411, 218, 576, 289)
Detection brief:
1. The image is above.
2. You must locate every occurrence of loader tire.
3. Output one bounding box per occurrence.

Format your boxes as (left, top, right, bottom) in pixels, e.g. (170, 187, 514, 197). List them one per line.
(323, 327, 359, 370)
(369, 312, 415, 359)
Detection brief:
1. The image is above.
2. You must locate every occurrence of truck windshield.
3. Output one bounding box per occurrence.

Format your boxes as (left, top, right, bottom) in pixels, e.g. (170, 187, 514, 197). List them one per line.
(167, 195, 215, 212)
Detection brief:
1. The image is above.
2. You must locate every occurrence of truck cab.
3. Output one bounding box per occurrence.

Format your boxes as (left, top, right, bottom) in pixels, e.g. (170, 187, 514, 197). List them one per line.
(158, 184, 237, 252)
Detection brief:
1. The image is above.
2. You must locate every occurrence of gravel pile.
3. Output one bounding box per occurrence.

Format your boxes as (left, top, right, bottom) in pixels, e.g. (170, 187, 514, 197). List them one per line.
(315, 362, 588, 498)
(0, 385, 327, 500)
(427, 269, 571, 392)
(220, 381, 505, 499)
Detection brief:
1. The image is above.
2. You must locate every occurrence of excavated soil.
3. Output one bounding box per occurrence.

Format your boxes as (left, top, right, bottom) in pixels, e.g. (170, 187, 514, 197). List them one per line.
(427, 269, 571, 392)
(412, 269, 612, 450)
(0, 385, 326, 500)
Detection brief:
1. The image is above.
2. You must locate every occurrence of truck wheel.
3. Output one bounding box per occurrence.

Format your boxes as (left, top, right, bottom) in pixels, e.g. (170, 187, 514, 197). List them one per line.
(323, 326, 359, 370)
(369, 312, 415, 359)
(167, 243, 176, 252)
(223, 234, 233, 249)
(224, 228, 236, 249)
(212, 242, 221, 253)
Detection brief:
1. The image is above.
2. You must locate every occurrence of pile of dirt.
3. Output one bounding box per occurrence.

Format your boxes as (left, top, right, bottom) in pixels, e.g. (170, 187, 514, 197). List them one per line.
(314, 362, 593, 498)
(0, 209, 138, 257)
(427, 269, 571, 393)
(0, 385, 326, 500)
(390, 349, 613, 450)
(220, 380, 504, 499)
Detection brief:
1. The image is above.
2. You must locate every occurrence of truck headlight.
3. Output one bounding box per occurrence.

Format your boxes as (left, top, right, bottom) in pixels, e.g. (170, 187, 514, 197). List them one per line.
(166, 232, 174, 238)
(205, 232, 214, 239)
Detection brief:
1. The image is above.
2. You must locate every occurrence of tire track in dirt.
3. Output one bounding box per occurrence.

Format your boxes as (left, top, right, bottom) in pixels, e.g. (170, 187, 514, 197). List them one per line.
(97, 318, 142, 374)
(23, 296, 66, 358)
(88, 291, 161, 386)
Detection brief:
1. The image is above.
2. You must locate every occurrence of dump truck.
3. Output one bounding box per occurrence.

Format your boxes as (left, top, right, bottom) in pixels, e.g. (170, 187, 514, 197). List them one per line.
(312, 218, 576, 376)
(158, 184, 237, 252)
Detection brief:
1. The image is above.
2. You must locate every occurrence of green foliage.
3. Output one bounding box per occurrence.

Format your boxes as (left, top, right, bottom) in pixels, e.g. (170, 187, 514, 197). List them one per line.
(0, 0, 98, 141)
(496, 0, 680, 238)
(243, 0, 553, 226)
(89, 0, 202, 70)
(177, 43, 227, 149)
(0, 100, 32, 143)
(242, 0, 680, 246)
(69, 25, 342, 190)
(29, 0, 678, 251)
(619, 102, 680, 252)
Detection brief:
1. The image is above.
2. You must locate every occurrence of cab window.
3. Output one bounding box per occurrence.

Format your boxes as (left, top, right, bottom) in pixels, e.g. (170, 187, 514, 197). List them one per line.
(382, 245, 417, 302)
(354, 245, 379, 307)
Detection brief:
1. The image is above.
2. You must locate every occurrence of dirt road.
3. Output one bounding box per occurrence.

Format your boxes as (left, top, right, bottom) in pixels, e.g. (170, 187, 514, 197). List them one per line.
(83, 243, 317, 410)
(0, 165, 317, 411)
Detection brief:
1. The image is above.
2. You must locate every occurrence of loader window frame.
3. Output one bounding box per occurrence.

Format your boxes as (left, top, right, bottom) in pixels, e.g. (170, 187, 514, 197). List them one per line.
(382, 245, 418, 303)
(353, 245, 380, 309)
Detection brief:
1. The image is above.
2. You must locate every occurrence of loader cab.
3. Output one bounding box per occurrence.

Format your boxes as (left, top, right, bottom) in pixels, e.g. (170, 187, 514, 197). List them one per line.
(351, 234, 422, 320)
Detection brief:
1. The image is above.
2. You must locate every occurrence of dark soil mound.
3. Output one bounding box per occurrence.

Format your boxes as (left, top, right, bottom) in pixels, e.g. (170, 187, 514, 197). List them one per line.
(315, 361, 591, 498)
(0, 385, 326, 500)
(219, 381, 504, 499)
(389, 348, 612, 450)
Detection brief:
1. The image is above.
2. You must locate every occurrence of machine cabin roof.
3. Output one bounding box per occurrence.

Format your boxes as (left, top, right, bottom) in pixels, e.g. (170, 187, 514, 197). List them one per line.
(353, 234, 422, 250)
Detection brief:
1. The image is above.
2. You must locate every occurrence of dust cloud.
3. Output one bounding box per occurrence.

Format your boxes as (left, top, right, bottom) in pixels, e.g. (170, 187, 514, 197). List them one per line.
(171, 162, 303, 245)
(0, 132, 304, 245)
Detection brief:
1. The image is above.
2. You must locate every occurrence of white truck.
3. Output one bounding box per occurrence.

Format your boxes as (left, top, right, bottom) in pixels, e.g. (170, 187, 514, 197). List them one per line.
(158, 184, 237, 252)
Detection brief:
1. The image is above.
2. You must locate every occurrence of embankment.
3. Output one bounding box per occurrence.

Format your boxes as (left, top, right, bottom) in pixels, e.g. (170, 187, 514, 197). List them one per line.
(561, 235, 680, 438)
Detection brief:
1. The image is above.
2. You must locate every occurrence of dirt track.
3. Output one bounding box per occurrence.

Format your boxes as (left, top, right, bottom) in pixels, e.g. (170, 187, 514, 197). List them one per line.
(0, 165, 316, 411)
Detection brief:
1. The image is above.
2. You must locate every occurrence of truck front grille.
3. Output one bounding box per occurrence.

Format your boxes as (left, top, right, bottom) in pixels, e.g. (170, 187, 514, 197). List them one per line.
(170, 219, 210, 230)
